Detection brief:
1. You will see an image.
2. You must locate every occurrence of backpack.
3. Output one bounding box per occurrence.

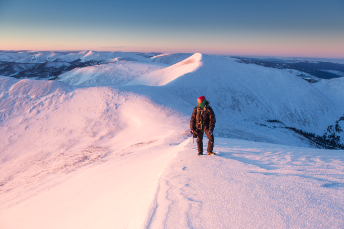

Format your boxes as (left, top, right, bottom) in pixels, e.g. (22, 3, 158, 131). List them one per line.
(196, 106, 209, 130)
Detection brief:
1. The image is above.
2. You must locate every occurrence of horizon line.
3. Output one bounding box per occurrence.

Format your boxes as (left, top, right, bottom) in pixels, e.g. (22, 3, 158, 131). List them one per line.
(0, 49, 344, 60)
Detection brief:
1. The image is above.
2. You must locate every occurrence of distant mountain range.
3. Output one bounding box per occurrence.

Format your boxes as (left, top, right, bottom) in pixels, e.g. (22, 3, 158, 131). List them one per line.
(1, 51, 343, 82)
(234, 57, 344, 82)
(0, 51, 192, 80)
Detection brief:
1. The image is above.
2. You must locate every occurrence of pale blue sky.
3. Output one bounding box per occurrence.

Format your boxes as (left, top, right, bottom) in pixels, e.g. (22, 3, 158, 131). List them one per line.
(1, 0, 343, 57)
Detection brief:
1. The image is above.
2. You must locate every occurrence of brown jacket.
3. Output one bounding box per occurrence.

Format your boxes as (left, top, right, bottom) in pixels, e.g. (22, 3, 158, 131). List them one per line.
(190, 101, 216, 132)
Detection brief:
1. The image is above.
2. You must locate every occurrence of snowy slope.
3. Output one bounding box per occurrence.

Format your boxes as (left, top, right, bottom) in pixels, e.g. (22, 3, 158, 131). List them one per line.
(159, 54, 339, 130)
(150, 53, 193, 65)
(57, 61, 165, 86)
(1, 91, 344, 229)
(0, 76, 186, 228)
(55, 52, 200, 87)
(114, 54, 342, 147)
(128, 53, 203, 86)
(145, 138, 344, 228)
(57, 53, 202, 87)
(1, 51, 344, 228)
(56, 53, 342, 140)
(313, 77, 344, 110)
(3, 50, 343, 144)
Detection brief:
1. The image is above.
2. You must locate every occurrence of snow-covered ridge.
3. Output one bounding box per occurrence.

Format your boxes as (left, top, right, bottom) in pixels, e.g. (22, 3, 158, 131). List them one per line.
(0, 51, 195, 81)
(0, 76, 188, 228)
(2, 51, 343, 82)
(55, 53, 202, 87)
(128, 53, 203, 86)
(1, 51, 344, 146)
(1, 50, 344, 228)
(118, 54, 343, 147)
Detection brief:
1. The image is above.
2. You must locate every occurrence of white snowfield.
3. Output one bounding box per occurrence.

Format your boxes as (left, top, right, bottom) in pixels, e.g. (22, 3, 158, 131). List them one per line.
(0, 52, 344, 228)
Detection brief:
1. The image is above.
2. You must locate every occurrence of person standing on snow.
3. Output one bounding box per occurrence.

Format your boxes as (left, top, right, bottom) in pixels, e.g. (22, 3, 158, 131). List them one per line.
(190, 96, 216, 156)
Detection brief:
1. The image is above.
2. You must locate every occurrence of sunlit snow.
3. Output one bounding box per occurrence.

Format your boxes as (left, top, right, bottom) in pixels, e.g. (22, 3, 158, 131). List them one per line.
(0, 51, 344, 228)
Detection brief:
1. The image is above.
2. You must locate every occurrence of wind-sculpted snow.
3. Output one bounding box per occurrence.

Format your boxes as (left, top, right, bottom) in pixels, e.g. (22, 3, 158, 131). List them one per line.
(150, 53, 194, 65)
(1, 51, 344, 228)
(0, 76, 186, 228)
(145, 138, 344, 228)
(128, 53, 203, 86)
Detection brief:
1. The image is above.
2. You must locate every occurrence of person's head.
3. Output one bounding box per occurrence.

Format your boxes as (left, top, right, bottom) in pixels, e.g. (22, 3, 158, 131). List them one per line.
(197, 96, 206, 109)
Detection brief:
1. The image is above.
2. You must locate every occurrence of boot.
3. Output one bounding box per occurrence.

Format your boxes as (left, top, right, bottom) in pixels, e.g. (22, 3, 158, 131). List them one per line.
(207, 151, 215, 156)
(197, 152, 203, 156)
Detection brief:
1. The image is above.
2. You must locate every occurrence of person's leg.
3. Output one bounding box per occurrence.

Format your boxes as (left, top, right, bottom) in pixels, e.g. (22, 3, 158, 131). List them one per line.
(196, 130, 204, 154)
(205, 129, 214, 153)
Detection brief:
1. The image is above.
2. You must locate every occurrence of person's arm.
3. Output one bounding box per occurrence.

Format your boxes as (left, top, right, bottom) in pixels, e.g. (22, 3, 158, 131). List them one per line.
(208, 107, 216, 132)
(190, 107, 197, 131)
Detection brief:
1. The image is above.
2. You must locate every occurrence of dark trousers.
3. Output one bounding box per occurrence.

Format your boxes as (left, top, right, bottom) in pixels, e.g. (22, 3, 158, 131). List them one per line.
(196, 129, 214, 153)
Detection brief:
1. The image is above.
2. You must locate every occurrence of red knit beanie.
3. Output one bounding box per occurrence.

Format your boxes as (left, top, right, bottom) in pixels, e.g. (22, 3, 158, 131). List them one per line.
(197, 96, 205, 104)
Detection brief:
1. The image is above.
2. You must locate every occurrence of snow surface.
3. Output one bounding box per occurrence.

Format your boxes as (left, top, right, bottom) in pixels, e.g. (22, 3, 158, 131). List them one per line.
(58, 53, 343, 137)
(128, 53, 203, 86)
(146, 138, 344, 228)
(0, 76, 186, 228)
(57, 52, 202, 87)
(1, 51, 344, 228)
(58, 61, 165, 87)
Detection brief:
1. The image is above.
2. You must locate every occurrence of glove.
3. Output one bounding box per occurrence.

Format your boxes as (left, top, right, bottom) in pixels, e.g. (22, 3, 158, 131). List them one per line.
(209, 131, 213, 135)
(191, 129, 197, 138)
